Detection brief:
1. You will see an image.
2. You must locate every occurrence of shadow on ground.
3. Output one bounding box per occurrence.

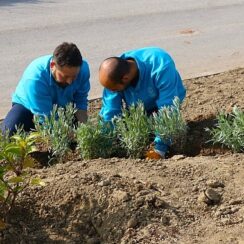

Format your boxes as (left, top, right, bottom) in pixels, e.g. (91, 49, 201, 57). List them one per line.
(182, 114, 229, 156)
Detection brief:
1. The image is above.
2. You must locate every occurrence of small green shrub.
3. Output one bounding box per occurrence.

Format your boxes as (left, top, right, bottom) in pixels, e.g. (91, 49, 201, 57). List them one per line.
(76, 118, 115, 159)
(33, 103, 77, 162)
(0, 130, 10, 152)
(113, 102, 152, 158)
(152, 97, 187, 150)
(207, 106, 244, 152)
(0, 129, 44, 225)
(79, 98, 186, 159)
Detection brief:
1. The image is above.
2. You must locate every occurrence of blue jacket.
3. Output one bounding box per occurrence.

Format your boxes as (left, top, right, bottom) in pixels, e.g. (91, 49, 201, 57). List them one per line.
(100, 47, 186, 153)
(12, 55, 90, 116)
(100, 47, 186, 120)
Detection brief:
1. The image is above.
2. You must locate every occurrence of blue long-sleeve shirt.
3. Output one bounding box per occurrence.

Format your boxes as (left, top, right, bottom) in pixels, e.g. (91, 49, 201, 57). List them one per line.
(12, 55, 90, 116)
(100, 47, 186, 153)
(100, 47, 186, 120)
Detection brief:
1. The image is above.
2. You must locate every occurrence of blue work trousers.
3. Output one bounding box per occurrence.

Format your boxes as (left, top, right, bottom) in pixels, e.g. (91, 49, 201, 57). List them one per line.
(1, 103, 34, 136)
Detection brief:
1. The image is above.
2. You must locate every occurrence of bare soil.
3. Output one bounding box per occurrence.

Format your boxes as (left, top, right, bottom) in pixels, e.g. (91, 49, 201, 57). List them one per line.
(1, 68, 244, 244)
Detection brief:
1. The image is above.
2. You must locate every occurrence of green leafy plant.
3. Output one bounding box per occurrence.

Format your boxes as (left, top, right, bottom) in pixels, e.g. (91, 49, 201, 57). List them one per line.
(113, 102, 152, 158)
(0, 130, 10, 152)
(33, 103, 77, 162)
(152, 97, 187, 150)
(0, 129, 44, 226)
(207, 106, 244, 152)
(76, 117, 116, 159)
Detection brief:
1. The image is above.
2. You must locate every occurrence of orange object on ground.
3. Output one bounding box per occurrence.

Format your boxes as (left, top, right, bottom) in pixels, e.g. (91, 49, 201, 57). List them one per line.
(145, 150, 162, 160)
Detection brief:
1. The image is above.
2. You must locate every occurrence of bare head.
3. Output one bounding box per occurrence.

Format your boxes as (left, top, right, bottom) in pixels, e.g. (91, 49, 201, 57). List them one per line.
(99, 57, 132, 91)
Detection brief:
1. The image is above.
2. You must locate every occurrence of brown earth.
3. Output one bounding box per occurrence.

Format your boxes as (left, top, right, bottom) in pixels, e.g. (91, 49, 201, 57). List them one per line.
(1, 68, 244, 244)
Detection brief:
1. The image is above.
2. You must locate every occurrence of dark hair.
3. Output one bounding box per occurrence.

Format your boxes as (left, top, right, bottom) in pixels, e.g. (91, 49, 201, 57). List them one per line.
(102, 57, 130, 83)
(53, 42, 82, 67)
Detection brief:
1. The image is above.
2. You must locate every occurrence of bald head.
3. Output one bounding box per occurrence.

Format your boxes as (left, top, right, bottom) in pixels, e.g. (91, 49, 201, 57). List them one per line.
(99, 57, 130, 90)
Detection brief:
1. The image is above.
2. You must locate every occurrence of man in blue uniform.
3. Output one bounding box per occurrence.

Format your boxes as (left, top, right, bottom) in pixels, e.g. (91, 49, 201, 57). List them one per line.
(99, 47, 186, 158)
(1, 42, 90, 135)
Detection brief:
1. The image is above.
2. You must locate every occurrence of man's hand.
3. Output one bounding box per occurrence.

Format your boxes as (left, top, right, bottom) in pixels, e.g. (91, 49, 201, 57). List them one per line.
(145, 144, 166, 160)
(146, 149, 163, 159)
(75, 109, 88, 123)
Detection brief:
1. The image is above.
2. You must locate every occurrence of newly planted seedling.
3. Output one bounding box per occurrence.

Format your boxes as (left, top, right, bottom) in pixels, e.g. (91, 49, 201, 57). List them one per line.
(34, 103, 77, 162)
(152, 97, 187, 151)
(0, 129, 44, 227)
(113, 102, 152, 158)
(76, 117, 116, 159)
(207, 106, 244, 152)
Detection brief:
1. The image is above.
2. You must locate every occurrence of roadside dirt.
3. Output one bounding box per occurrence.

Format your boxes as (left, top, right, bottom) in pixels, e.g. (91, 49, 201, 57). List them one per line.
(1, 68, 244, 244)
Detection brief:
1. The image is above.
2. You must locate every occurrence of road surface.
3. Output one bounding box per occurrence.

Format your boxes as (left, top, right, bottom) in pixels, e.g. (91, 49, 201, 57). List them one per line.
(0, 0, 244, 118)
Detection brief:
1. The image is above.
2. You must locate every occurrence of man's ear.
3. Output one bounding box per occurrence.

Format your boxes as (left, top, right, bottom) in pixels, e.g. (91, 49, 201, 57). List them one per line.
(50, 60, 55, 68)
(122, 74, 130, 83)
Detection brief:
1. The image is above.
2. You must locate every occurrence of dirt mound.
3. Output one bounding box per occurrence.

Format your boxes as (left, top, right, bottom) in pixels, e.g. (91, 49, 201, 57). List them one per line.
(2, 155, 244, 243)
(1, 68, 244, 243)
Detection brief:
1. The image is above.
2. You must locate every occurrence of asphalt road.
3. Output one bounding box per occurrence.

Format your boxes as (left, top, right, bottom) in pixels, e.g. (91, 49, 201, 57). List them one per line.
(1, 0, 244, 118)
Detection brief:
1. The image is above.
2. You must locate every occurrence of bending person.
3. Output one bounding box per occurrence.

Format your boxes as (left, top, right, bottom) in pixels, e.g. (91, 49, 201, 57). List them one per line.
(99, 47, 186, 158)
(1, 42, 90, 135)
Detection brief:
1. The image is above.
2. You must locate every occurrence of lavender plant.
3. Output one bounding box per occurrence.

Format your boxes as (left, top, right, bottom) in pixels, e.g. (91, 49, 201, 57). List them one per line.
(152, 97, 187, 150)
(76, 118, 115, 159)
(207, 106, 244, 152)
(113, 102, 152, 158)
(33, 103, 77, 162)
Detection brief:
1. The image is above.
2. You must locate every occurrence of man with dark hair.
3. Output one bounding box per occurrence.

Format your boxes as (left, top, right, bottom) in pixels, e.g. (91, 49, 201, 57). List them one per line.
(99, 47, 186, 159)
(1, 42, 90, 135)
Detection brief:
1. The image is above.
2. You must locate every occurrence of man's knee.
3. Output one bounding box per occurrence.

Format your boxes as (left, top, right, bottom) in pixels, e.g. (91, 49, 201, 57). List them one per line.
(1, 104, 34, 135)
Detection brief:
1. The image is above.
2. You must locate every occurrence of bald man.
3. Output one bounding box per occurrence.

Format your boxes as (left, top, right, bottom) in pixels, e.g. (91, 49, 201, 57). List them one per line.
(99, 47, 186, 158)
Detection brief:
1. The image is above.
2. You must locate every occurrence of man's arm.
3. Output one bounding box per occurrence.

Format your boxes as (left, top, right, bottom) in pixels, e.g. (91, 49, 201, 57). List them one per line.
(73, 61, 90, 112)
(75, 109, 88, 123)
(99, 89, 123, 121)
(155, 62, 186, 109)
(151, 62, 186, 158)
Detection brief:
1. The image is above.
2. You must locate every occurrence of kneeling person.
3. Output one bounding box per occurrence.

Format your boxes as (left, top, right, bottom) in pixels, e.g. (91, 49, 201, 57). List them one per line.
(99, 47, 186, 158)
(1, 42, 90, 135)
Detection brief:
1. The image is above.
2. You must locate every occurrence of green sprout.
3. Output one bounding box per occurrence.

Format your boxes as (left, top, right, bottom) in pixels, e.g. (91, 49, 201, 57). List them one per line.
(0, 129, 44, 225)
(33, 103, 77, 163)
(207, 106, 244, 152)
(76, 117, 116, 159)
(113, 102, 152, 158)
(152, 97, 187, 151)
